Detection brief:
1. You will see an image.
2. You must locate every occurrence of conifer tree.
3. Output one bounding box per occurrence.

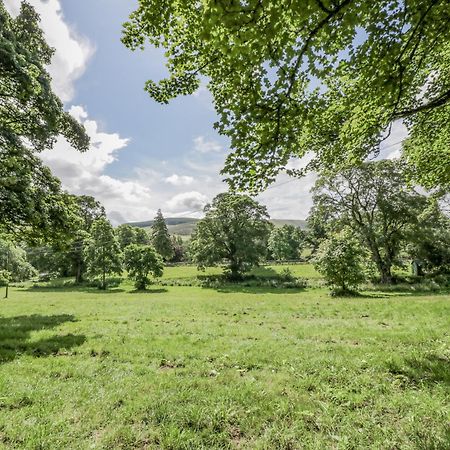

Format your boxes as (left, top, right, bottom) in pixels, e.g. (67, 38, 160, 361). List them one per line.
(85, 218, 122, 289)
(151, 210, 174, 261)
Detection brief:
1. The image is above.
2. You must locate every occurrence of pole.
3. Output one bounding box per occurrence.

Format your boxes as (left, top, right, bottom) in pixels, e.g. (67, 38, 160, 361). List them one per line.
(4, 248, 9, 299)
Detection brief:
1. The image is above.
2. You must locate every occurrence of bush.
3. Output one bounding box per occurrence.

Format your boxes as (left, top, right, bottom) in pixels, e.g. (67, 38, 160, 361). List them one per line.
(314, 230, 366, 295)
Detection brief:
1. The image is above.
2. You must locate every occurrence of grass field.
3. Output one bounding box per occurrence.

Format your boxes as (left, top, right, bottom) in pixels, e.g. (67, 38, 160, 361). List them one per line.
(0, 266, 448, 449)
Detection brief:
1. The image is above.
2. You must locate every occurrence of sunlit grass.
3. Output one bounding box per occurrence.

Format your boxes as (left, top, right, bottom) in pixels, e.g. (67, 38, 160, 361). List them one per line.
(0, 272, 448, 448)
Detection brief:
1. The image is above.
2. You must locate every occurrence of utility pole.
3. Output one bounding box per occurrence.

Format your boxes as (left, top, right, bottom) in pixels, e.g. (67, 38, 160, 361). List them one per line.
(4, 248, 9, 299)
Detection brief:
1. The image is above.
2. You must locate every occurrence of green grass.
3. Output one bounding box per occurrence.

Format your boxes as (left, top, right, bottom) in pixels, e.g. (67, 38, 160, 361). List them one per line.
(161, 263, 321, 281)
(0, 269, 448, 448)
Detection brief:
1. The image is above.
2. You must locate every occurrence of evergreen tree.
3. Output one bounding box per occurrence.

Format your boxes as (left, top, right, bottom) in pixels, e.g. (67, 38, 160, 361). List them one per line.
(151, 210, 174, 261)
(85, 218, 122, 290)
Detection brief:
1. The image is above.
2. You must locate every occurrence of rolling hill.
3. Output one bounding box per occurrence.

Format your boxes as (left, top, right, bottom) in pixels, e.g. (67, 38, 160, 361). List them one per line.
(127, 217, 307, 237)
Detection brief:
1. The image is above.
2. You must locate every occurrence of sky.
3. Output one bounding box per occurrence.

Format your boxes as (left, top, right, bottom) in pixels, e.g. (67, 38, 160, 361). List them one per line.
(4, 0, 407, 225)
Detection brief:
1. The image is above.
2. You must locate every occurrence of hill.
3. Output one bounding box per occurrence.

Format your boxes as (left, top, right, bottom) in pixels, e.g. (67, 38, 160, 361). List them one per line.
(127, 217, 307, 237)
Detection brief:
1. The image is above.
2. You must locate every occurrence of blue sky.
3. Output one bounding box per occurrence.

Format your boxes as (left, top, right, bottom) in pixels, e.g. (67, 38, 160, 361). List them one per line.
(5, 0, 406, 224)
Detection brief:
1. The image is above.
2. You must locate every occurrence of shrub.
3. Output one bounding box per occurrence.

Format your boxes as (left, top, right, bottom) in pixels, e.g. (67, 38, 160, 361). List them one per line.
(314, 230, 366, 295)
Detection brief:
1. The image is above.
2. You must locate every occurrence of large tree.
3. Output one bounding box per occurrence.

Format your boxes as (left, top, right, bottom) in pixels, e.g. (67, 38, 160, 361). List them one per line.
(151, 210, 174, 261)
(0, 2, 89, 243)
(189, 193, 272, 279)
(123, 0, 450, 191)
(311, 160, 429, 283)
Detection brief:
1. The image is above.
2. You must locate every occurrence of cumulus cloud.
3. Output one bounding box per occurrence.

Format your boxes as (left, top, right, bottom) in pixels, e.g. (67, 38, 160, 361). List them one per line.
(166, 191, 209, 213)
(193, 136, 223, 154)
(165, 174, 194, 186)
(4, 0, 94, 102)
(40, 106, 154, 223)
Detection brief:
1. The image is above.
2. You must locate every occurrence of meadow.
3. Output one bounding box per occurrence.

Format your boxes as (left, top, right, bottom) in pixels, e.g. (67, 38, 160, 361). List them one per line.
(0, 265, 448, 449)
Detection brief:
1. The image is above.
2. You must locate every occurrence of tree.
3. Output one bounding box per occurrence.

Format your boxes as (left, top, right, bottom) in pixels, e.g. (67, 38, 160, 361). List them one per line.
(84, 218, 122, 290)
(406, 202, 450, 275)
(311, 160, 428, 283)
(124, 244, 164, 290)
(116, 224, 138, 251)
(170, 235, 186, 263)
(151, 210, 174, 261)
(26, 195, 105, 283)
(0, 238, 37, 282)
(268, 225, 305, 261)
(123, 1, 450, 191)
(72, 195, 106, 231)
(189, 193, 272, 279)
(314, 230, 366, 295)
(0, 3, 89, 243)
(134, 227, 150, 245)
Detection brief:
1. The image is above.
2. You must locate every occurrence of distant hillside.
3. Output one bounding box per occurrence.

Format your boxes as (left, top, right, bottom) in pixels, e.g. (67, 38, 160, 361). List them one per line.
(127, 217, 307, 237)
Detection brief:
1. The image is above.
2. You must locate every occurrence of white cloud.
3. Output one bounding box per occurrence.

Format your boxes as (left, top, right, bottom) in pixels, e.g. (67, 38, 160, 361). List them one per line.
(4, 0, 94, 102)
(165, 174, 194, 186)
(193, 136, 223, 154)
(166, 192, 209, 213)
(40, 106, 155, 224)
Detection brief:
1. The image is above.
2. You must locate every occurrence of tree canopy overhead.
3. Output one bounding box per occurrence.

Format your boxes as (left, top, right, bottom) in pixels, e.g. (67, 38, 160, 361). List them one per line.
(123, 0, 450, 191)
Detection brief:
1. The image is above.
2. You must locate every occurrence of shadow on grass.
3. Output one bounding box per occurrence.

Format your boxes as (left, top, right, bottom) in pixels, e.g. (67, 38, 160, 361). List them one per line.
(214, 285, 306, 295)
(25, 285, 125, 294)
(0, 314, 85, 363)
(387, 354, 450, 386)
(130, 288, 168, 294)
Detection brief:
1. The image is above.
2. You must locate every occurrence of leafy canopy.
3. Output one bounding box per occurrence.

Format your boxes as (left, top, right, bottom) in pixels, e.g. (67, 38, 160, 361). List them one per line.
(124, 244, 164, 290)
(0, 238, 36, 283)
(314, 229, 366, 295)
(0, 2, 89, 243)
(123, 0, 450, 191)
(311, 160, 430, 283)
(189, 193, 272, 278)
(268, 225, 305, 261)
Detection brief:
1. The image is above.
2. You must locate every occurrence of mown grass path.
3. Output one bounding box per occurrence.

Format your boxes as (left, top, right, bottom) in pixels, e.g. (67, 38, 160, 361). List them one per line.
(0, 285, 448, 449)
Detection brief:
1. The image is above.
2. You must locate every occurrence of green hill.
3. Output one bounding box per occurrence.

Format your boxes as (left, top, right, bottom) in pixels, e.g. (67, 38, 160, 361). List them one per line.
(127, 217, 306, 237)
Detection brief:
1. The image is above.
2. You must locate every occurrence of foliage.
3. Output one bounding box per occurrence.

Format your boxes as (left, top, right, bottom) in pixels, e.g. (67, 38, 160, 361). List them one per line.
(189, 193, 272, 279)
(311, 160, 429, 283)
(116, 225, 151, 251)
(0, 238, 36, 282)
(314, 229, 366, 294)
(268, 225, 304, 261)
(25, 195, 105, 282)
(84, 218, 122, 289)
(151, 210, 174, 261)
(170, 235, 186, 263)
(134, 227, 151, 245)
(72, 195, 106, 231)
(123, 0, 450, 191)
(406, 201, 450, 274)
(116, 224, 138, 251)
(0, 3, 89, 243)
(124, 244, 164, 290)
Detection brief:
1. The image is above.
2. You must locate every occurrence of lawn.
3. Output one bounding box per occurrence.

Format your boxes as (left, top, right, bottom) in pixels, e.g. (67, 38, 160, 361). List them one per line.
(0, 270, 448, 448)
(161, 263, 321, 281)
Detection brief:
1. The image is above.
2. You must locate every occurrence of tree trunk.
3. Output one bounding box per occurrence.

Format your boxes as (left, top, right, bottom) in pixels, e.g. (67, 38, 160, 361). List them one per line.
(102, 269, 106, 290)
(379, 263, 393, 284)
(76, 262, 83, 284)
